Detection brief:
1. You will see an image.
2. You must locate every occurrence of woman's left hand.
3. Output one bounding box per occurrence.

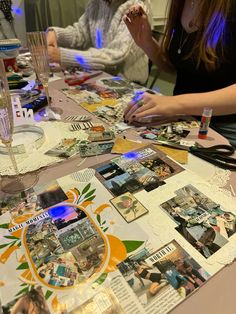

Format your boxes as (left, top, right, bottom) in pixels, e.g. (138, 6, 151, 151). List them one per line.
(124, 93, 180, 124)
(48, 46, 61, 63)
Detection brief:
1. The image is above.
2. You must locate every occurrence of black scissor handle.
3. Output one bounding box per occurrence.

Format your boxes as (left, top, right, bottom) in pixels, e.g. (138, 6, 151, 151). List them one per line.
(190, 144, 235, 156)
(189, 144, 236, 171)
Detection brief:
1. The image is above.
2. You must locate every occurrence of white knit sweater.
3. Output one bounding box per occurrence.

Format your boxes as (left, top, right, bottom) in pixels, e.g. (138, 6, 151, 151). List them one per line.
(52, 0, 151, 84)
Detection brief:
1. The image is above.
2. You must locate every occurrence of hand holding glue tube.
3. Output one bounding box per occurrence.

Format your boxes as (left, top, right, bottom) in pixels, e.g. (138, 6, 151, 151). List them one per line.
(198, 108, 213, 139)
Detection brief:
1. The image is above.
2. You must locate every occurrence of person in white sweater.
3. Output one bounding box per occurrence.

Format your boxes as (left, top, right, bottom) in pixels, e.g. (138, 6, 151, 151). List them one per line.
(46, 0, 151, 84)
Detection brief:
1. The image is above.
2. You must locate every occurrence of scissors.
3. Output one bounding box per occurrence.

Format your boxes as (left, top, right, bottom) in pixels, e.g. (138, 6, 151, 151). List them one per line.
(155, 141, 236, 171)
(65, 71, 103, 86)
(189, 144, 236, 171)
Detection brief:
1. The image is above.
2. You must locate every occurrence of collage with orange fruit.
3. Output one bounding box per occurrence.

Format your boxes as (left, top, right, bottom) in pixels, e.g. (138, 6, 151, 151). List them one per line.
(0, 147, 236, 314)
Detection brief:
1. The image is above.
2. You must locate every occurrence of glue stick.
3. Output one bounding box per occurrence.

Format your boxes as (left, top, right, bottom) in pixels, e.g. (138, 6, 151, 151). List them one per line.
(198, 107, 213, 139)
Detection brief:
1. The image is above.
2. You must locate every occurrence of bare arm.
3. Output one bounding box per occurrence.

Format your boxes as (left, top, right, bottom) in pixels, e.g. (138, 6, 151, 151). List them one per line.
(10, 297, 27, 314)
(175, 84, 236, 115)
(124, 83, 236, 123)
(123, 5, 174, 72)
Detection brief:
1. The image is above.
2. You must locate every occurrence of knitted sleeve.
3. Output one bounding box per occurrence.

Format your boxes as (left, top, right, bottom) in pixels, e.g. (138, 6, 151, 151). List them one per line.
(59, 0, 150, 70)
(50, 11, 90, 49)
(59, 20, 134, 69)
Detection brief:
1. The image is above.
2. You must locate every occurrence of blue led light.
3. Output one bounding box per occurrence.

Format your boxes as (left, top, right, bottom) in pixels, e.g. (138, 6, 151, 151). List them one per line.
(75, 55, 90, 70)
(75, 55, 86, 66)
(12, 6, 23, 16)
(132, 90, 144, 102)
(112, 76, 122, 81)
(48, 205, 67, 218)
(95, 28, 103, 49)
(123, 151, 139, 159)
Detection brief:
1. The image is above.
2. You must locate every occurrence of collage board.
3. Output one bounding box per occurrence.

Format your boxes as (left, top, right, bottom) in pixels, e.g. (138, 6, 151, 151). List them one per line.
(0, 145, 236, 314)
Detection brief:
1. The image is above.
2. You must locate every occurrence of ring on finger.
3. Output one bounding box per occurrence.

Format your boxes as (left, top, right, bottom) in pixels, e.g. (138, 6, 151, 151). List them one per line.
(135, 99, 144, 107)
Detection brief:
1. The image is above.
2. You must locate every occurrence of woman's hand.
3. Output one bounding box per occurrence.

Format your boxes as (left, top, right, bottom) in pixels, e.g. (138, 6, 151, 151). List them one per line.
(124, 93, 180, 124)
(48, 46, 61, 63)
(46, 30, 58, 47)
(123, 5, 153, 49)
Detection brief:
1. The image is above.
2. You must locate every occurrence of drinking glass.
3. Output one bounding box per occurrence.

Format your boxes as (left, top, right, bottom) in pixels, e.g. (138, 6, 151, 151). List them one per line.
(0, 59, 38, 194)
(27, 31, 62, 116)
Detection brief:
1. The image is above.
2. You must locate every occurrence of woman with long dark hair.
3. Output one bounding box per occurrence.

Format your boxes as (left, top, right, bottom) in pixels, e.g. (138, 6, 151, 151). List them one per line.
(9, 286, 50, 314)
(124, 0, 236, 147)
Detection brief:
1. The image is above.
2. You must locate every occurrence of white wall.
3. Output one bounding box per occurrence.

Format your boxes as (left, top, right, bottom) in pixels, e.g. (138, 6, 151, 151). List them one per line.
(13, 0, 27, 46)
(150, 0, 168, 27)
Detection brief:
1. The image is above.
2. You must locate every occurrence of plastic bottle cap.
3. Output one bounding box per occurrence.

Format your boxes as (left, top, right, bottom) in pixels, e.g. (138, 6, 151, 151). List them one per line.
(203, 108, 213, 117)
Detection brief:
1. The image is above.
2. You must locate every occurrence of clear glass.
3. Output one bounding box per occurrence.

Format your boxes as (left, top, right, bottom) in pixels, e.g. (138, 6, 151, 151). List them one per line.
(0, 59, 38, 194)
(27, 31, 62, 116)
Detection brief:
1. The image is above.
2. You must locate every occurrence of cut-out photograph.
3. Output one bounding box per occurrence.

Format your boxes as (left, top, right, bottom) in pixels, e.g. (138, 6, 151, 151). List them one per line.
(160, 185, 235, 258)
(110, 192, 148, 223)
(33, 180, 68, 209)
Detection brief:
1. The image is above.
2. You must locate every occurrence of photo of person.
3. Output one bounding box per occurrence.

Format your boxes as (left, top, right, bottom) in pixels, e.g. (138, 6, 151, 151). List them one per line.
(110, 192, 148, 223)
(2, 286, 50, 314)
(118, 247, 169, 307)
(0, 189, 42, 218)
(160, 185, 235, 258)
(146, 241, 210, 298)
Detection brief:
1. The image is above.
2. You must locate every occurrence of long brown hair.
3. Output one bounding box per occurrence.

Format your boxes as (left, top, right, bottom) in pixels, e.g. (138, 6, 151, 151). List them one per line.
(26, 287, 50, 314)
(161, 0, 233, 70)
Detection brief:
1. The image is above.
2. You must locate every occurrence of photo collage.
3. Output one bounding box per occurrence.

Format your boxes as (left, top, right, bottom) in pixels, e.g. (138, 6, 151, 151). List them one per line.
(160, 185, 236, 258)
(139, 120, 200, 147)
(25, 205, 106, 287)
(95, 146, 183, 223)
(62, 77, 152, 126)
(117, 240, 209, 308)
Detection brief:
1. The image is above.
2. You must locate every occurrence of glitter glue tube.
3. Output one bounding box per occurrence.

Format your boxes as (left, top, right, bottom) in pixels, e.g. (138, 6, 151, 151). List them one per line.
(198, 107, 213, 139)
